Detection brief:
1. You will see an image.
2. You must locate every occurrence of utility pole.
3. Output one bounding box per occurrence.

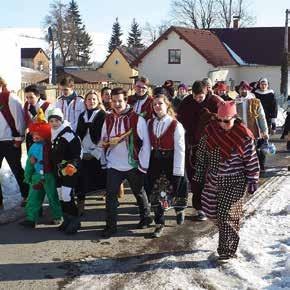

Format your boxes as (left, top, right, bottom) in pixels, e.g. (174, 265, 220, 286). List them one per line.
(48, 26, 56, 85)
(281, 9, 289, 101)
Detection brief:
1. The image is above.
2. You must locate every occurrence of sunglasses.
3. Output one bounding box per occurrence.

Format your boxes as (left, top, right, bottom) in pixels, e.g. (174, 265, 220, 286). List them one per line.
(217, 118, 234, 124)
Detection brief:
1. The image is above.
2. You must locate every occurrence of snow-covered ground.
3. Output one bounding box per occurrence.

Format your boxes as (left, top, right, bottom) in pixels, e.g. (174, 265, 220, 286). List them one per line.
(276, 106, 287, 127)
(67, 175, 290, 290)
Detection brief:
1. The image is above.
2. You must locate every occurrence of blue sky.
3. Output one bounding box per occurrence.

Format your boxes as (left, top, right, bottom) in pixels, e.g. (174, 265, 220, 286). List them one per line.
(1, 0, 289, 61)
(1, 0, 289, 32)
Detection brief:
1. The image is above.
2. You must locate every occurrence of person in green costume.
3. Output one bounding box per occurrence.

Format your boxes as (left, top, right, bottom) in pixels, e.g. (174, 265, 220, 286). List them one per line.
(19, 109, 62, 228)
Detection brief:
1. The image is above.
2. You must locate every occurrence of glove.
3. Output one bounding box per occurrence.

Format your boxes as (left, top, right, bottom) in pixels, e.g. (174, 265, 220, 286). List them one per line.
(247, 183, 258, 194)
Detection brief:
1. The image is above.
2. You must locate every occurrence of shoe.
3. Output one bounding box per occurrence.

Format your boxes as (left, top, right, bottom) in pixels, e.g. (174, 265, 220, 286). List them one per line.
(19, 220, 35, 228)
(51, 218, 63, 225)
(137, 216, 153, 229)
(58, 214, 71, 231)
(152, 225, 164, 238)
(193, 210, 207, 221)
(20, 198, 27, 207)
(101, 226, 117, 238)
(77, 199, 85, 216)
(176, 211, 185, 225)
(64, 216, 81, 235)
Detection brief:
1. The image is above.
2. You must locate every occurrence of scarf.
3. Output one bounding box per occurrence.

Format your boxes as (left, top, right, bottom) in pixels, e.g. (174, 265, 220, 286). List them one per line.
(51, 120, 71, 141)
(205, 120, 254, 160)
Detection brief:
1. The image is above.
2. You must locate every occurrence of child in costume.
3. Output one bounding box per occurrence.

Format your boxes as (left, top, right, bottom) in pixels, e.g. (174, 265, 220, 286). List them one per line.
(19, 109, 62, 228)
(48, 108, 82, 234)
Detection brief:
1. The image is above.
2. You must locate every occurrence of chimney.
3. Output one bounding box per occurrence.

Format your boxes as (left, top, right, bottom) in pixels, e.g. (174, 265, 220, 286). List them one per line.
(233, 15, 240, 29)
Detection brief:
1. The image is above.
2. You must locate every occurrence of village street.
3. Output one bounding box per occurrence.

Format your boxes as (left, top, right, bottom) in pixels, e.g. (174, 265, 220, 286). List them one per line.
(0, 132, 289, 290)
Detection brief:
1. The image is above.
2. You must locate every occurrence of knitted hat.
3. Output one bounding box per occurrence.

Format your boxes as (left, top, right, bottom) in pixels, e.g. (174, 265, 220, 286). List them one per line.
(216, 82, 227, 91)
(29, 109, 51, 140)
(217, 101, 237, 118)
(178, 83, 188, 90)
(259, 78, 268, 84)
(47, 108, 64, 121)
(238, 81, 252, 91)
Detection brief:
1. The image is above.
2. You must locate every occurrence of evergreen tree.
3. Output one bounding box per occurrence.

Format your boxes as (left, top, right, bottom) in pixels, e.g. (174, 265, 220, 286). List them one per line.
(127, 18, 144, 48)
(108, 18, 123, 53)
(67, 0, 92, 66)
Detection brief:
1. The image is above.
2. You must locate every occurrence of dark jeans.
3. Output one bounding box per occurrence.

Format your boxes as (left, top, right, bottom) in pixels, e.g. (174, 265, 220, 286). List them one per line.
(105, 168, 150, 228)
(0, 141, 28, 202)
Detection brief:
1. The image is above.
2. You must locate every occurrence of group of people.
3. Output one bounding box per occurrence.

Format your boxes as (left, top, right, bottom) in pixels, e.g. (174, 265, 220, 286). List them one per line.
(0, 74, 285, 263)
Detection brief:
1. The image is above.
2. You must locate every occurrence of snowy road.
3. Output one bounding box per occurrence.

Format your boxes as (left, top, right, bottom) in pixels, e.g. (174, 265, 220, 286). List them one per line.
(66, 173, 290, 290)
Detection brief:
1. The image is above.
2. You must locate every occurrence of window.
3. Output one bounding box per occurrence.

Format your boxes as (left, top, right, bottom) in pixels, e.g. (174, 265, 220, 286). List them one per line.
(168, 49, 181, 64)
(115, 59, 120, 65)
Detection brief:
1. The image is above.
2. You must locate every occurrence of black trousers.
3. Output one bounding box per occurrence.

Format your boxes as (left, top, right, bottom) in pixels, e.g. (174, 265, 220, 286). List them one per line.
(77, 158, 106, 201)
(0, 141, 28, 202)
(105, 168, 150, 228)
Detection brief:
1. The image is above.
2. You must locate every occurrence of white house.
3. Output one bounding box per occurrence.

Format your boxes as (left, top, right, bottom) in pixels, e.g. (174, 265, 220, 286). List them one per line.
(0, 29, 21, 92)
(134, 26, 289, 96)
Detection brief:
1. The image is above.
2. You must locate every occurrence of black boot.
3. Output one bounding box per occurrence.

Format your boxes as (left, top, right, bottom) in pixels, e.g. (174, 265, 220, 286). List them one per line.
(176, 210, 185, 225)
(19, 220, 36, 228)
(137, 216, 153, 229)
(58, 213, 71, 231)
(64, 215, 81, 234)
(102, 226, 117, 238)
(287, 141, 290, 151)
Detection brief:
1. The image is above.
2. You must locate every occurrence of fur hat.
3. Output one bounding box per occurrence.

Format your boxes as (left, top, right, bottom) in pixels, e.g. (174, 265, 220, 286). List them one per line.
(217, 101, 237, 118)
(47, 108, 64, 122)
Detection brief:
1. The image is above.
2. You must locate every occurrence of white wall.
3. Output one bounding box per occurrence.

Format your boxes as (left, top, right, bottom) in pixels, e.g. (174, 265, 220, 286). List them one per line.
(0, 30, 21, 92)
(138, 31, 214, 86)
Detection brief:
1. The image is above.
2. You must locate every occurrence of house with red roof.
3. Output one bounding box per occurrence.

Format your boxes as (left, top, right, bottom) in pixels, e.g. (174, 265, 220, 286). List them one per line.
(134, 26, 289, 94)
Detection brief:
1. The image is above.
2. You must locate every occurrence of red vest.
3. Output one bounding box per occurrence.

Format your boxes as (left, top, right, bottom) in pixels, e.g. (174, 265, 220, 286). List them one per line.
(0, 91, 19, 137)
(104, 109, 142, 163)
(128, 95, 154, 120)
(24, 101, 50, 126)
(148, 118, 177, 150)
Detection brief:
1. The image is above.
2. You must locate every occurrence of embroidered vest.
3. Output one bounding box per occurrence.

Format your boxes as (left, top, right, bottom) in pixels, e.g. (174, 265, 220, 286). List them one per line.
(148, 119, 177, 150)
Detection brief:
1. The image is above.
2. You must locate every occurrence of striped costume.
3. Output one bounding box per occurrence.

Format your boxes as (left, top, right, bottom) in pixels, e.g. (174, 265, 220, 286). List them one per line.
(194, 120, 260, 257)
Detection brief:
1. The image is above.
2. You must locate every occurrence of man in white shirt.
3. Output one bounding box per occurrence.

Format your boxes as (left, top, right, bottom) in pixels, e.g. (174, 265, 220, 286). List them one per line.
(0, 76, 28, 208)
(101, 87, 152, 238)
(55, 77, 85, 132)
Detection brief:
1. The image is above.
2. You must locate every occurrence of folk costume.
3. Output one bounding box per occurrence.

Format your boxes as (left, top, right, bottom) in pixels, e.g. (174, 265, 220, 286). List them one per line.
(194, 102, 260, 260)
(49, 108, 82, 234)
(0, 89, 28, 207)
(55, 91, 85, 132)
(177, 93, 221, 215)
(147, 114, 187, 234)
(24, 98, 51, 150)
(128, 92, 154, 121)
(254, 86, 278, 133)
(21, 110, 62, 227)
(76, 108, 106, 203)
(101, 106, 151, 235)
(235, 92, 268, 170)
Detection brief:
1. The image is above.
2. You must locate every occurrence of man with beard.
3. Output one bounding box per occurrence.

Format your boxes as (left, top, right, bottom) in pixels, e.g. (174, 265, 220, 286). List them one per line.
(177, 80, 221, 221)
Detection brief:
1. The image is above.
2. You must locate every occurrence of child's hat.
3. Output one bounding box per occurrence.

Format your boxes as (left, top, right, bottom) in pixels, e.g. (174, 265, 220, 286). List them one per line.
(29, 109, 51, 140)
(47, 108, 63, 121)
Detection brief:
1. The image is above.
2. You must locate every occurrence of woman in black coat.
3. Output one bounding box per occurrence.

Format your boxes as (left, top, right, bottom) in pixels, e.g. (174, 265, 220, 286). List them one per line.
(76, 90, 106, 215)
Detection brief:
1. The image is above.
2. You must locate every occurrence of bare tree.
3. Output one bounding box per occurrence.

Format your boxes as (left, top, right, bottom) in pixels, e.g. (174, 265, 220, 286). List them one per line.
(143, 21, 171, 46)
(170, 0, 255, 29)
(216, 0, 255, 28)
(170, 0, 217, 29)
(44, 1, 71, 66)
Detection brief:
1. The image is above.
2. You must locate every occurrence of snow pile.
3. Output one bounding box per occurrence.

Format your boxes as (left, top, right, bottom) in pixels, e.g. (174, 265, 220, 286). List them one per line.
(195, 176, 290, 290)
(0, 157, 26, 211)
(276, 105, 287, 127)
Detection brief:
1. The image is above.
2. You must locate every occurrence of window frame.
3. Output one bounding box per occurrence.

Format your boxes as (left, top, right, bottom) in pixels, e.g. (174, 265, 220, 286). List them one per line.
(168, 49, 181, 64)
